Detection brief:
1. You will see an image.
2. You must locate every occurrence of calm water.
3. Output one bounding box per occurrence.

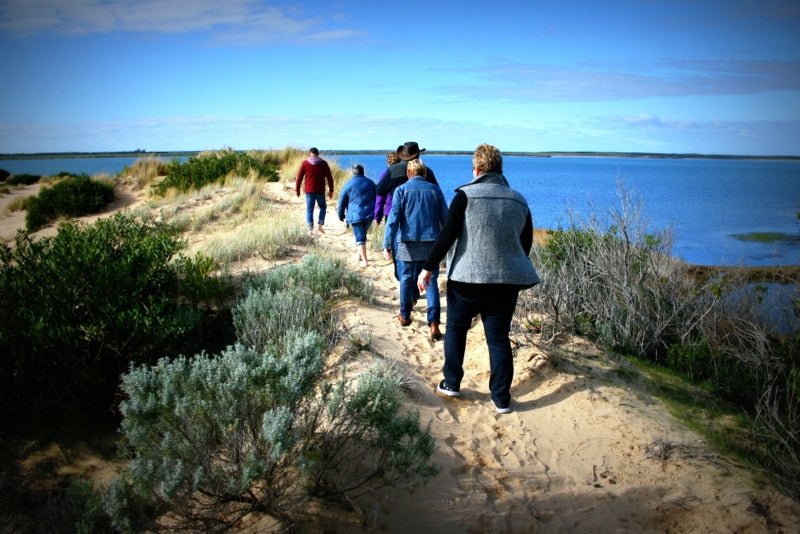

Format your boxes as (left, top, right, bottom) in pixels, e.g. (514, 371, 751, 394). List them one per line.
(3, 154, 799, 267)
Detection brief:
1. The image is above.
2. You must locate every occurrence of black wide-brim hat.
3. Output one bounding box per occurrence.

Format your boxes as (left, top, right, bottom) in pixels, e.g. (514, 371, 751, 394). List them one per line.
(397, 141, 426, 160)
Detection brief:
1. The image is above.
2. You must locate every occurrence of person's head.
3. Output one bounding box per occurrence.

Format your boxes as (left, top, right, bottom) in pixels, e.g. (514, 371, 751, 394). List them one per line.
(309, 147, 320, 156)
(352, 164, 364, 176)
(472, 143, 503, 175)
(387, 151, 400, 165)
(406, 158, 426, 178)
(397, 141, 425, 161)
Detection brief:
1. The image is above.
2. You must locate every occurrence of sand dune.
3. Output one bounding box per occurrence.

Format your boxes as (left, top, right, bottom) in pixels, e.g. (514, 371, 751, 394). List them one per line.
(3, 178, 799, 532)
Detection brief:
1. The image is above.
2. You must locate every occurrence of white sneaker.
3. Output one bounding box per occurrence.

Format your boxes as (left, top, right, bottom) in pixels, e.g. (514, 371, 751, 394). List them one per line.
(493, 400, 511, 414)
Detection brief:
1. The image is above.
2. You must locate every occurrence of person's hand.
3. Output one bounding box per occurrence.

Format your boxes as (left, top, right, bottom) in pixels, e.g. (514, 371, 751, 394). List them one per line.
(374, 218, 381, 226)
(328, 191, 334, 199)
(417, 269, 432, 292)
(383, 248, 392, 261)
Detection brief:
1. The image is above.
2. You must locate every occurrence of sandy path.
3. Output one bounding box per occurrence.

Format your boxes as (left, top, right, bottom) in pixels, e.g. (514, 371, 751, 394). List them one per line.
(266, 179, 800, 533)
(4, 178, 799, 532)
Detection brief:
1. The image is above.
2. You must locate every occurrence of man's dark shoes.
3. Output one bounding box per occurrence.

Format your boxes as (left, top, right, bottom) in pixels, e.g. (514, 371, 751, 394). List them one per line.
(429, 322, 442, 341)
(436, 380, 460, 398)
(397, 315, 412, 327)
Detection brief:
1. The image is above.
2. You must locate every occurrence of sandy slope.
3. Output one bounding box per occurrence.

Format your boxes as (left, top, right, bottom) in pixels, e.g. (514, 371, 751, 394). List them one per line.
(3, 178, 799, 533)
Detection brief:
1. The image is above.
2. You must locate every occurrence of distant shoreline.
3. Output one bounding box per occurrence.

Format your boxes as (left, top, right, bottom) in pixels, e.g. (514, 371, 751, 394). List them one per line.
(1, 150, 799, 162)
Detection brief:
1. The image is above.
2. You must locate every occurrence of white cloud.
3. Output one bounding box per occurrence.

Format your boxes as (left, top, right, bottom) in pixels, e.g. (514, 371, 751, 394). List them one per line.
(0, 0, 362, 43)
(440, 58, 800, 103)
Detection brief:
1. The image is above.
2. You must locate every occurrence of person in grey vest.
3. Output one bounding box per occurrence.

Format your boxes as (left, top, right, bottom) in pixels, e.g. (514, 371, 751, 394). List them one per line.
(417, 143, 540, 414)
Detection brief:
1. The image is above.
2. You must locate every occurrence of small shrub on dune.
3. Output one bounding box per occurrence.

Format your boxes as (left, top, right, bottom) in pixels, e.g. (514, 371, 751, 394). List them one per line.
(8, 173, 41, 186)
(25, 174, 115, 231)
(0, 213, 229, 419)
(154, 151, 279, 195)
(0, 168, 11, 182)
(109, 254, 433, 531)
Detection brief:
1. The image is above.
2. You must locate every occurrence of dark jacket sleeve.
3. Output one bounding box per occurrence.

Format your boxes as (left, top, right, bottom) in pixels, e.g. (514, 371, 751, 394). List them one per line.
(423, 190, 467, 271)
(521, 210, 533, 255)
(425, 167, 438, 186)
(376, 174, 402, 196)
(324, 162, 334, 193)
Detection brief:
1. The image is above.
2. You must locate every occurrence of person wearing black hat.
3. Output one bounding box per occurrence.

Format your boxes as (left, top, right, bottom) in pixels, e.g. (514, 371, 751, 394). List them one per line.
(375, 141, 439, 197)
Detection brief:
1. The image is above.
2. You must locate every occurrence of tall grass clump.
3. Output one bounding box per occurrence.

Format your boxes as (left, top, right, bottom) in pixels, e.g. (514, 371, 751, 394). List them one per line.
(201, 215, 313, 266)
(0, 213, 232, 421)
(109, 254, 434, 531)
(119, 156, 171, 190)
(520, 183, 800, 497)
(153, 150, 278, 195)
(25, 174, 115, 231)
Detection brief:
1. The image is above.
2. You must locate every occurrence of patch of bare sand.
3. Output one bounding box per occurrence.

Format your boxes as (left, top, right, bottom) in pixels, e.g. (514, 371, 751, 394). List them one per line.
(7, 178, 800, 532)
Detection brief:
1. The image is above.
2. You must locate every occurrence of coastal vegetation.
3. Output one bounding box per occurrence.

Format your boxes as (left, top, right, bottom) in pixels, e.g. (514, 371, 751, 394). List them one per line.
(24, 173, 115, 231)
(0, 149, 435, 531)
(0, 148, 797, 530)
(521, 188, 799, 497)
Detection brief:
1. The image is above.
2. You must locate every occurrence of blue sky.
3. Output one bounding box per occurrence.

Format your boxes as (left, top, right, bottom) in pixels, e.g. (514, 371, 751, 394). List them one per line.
(0, 0, 798, 155)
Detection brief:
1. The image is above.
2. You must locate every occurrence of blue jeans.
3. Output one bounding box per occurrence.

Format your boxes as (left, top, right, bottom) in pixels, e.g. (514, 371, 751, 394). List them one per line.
(396, 259, 440, 325)
(305, 192, 327, 228)
(442, 281, 520, 407)
(350, 220, 371, 245)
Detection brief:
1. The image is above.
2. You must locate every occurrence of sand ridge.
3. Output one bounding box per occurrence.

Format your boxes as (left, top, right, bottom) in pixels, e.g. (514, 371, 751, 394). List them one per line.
(2, 178, 799, 532)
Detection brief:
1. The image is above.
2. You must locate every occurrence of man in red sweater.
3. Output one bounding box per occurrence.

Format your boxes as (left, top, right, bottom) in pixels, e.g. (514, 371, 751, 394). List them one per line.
(295, 147, 334, 234)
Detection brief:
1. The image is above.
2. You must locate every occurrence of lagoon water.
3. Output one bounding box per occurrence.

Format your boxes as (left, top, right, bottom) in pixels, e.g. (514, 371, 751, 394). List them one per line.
(2, 154, 799, 267)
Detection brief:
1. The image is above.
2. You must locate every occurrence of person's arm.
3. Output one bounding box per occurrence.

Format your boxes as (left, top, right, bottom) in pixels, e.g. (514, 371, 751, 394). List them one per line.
(295, 162, 305, 196)
(422, 190, 467, 271)
(383, 188, 402, 254)
(521, 210, 533, 255)
(324, 162, 334, 199)
(337, 185, 348, 222)
(425, 167, 438, 186)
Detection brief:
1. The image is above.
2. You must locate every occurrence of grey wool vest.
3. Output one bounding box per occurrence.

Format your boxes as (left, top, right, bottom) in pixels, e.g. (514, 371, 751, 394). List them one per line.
(446, 173, 540, 287)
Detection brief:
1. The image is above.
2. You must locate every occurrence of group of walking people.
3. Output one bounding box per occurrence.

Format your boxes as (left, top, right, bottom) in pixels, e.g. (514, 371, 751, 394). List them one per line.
(296, 142, 540, 414)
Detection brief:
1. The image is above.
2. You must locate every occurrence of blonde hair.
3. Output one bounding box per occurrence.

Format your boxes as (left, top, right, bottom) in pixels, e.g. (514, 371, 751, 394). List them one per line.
(406, 158, 426, 177)
(387, 151, 400, 165)
(472, 143, 503, 174)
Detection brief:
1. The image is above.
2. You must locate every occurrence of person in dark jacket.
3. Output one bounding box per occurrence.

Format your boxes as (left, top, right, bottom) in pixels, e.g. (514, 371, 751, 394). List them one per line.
(375, 141, 438, 197)
(295, 147, 334, 234)
(384, 158, 448, 340)
(338, 164, 377, 267)
(417, 144, 540, 413)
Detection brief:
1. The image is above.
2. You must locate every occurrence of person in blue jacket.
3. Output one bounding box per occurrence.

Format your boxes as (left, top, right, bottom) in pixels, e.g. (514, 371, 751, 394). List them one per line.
(338, 164, 377, 267)
(383, 158, 448, 340)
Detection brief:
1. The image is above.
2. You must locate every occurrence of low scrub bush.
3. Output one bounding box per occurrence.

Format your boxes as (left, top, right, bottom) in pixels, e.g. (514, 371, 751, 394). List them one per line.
(8, 173, 41, 185)
(0, 168, 10, 182)
(109, 254, 433, 530)
(0, 213, 231, 420)
(25, 174, 115, 231)
(521, 183, 800, 497)
(154, 151, 278, 195)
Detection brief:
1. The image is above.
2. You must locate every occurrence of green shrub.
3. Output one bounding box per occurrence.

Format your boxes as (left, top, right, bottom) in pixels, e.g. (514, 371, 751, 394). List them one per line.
(112, 339, 437, 530)
(0, 168, 9, 182)
(246, 253, 373, 303)
(25, 174, 115, 231)
(153, 151, 278, 195)
(109, 254, 431, 529)
(0, 213, 232, 420)
(8, 173, 40, 185)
